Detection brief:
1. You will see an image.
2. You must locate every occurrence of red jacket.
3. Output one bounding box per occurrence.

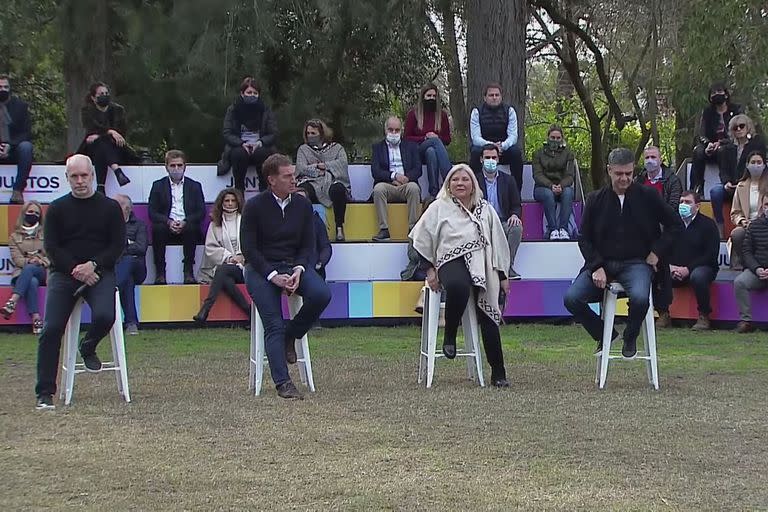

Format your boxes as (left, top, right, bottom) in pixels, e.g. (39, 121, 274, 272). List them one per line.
(404, 109, 451, 146)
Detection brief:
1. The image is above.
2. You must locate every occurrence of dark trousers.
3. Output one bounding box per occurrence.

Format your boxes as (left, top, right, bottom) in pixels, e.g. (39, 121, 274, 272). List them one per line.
(691, 143, 731, 191)
(563, 260, 652, 344)
(3, 141, 34, 192)
(655, 265, 717, 315)
(438, 258, 506, 381)
(245, 264, 331, 387)
(35, 270, 116, 397)
(204, 264, 249, 312)
(152, 222, 199, 274)
(469, 144, 523, 193)
(229, 145, 275, 193)
(84, 136, 122, 191)
(115, 256, 147, 324)
(298, 181, 348, 228)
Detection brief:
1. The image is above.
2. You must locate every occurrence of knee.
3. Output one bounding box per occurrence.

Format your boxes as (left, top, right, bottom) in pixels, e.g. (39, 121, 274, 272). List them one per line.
(372, 183, 387, 200)
(505, 145, 522, 159)
(29, 277, 39, 289)
(17, 141, 33, 156)
(425, 147, 436, 158)
(730, 226, 746, 244)
(443, 279, 468, 300)
(693, 145, 706, 161)
(405, 183, 421, 199)
(563, 287, 582, 311)
(307, 283, 332, 308)
(561, 186, 574, 200)
(91, 307, 116, 329)
(628, 291, 650, 311)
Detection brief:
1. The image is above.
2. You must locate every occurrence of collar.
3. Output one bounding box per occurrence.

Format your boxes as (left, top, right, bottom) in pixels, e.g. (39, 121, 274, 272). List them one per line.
(170, 178, 184, 186)
(272, 192, 291, 207)
(483, 172, 498, 183)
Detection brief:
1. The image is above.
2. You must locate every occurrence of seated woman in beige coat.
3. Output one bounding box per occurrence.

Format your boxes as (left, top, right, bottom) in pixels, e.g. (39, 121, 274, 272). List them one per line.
(193, 188, 251, 324)
(729, 151, 768, 269)
(409, 164, 511, 387)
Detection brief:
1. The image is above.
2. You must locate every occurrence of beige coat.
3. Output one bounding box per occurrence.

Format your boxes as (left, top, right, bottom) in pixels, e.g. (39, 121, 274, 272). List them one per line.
(731, 174, 768, 227)
(198, 214, 242, 283)
(9, 228, 49, 279)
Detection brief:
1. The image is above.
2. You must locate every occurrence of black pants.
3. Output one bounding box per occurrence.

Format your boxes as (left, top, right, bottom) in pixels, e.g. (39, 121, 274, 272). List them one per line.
(298, 181, 348, 228)
(229, 145, 275, 193)
(204, 264, 249, 313)
(152, 222, 200, 274)
(691, 143, 731, 191)
(35, 271, 117, 397)
(655, 265, 717, 315)
(438, 257, 506, 381)
(469, 144, 523, 194)
(84, 136, 122, 191)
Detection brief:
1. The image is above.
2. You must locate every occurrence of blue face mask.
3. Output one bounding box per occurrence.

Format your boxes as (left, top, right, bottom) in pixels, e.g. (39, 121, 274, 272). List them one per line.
(483, 158, 498, 173)
(678, 203, 693, 218)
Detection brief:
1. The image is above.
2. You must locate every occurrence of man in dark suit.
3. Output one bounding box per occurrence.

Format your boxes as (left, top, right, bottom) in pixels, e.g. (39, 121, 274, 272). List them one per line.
(370, 116, 422, 241)
(148, 149, 205, 284)
(0, 75, 34, 205)
(475, 144, 523, 279)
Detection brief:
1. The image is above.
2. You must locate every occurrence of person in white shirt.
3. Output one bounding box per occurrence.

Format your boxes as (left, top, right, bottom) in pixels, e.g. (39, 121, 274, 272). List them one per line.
(148, 150, 205, 284)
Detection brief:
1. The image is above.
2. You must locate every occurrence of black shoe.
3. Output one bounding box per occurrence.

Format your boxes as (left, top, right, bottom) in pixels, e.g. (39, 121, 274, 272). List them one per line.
(276, 381, 303, 400)
(35, 395, 55, 411)
(154, 273, 166, 285)
(492, 378, 510, 388)
(508, 269, 522, 280)
(622, 337, 637, 359)
(442, 343, 456, 359)
(113, 167, 131, 187)
(372, 229, 390, 242)
(184, 272, 197, 285)
(285, 333, 297, 364)
(81, 351, 102, 373)
(594, 331, 620, 357)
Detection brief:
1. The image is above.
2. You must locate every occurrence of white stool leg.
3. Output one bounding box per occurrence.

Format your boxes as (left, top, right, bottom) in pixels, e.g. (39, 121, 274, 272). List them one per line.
(248, 303, 257, 390)
(62, 299, 84, 405)
(462, 304, 484, 387)
(425, 288, 441, 388)
(417, 287, 429, 384)
(288, 295, 315, 392)
(644, 301, 660, 390)
(110, 290, 130, 402)
(598, 289, 617, 389)
(251, 303, 266, 396)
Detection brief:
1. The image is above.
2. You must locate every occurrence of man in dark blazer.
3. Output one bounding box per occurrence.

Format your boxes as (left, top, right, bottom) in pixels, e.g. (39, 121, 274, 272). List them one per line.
(475, 144, 523, 279)
(370, 116, 422, 241)
(148, 149, 205, 284)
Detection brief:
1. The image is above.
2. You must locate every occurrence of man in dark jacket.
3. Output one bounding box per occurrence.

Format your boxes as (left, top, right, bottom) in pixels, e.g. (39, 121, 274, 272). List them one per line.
(733, 194, 768, 333)
(114, 194, 148, 335)
(635, 146, 682, 210)
(148, 149, 205, 284)
(690, 81, 743, 193)
(475, 144, 523, 279)
(295, 188, 332, 280)
(564, 148, 684, 358)
(654, 191, 720, 330)
(370, 116, 422, 241)
(0, 75, 33, 205)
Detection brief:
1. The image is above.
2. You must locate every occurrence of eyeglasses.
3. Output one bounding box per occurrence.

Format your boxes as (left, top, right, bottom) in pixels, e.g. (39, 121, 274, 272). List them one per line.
(733, 124, 747, 131)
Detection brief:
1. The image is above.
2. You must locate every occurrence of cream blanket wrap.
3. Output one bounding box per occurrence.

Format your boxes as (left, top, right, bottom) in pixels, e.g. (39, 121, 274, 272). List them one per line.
(409, 197, 511, 324)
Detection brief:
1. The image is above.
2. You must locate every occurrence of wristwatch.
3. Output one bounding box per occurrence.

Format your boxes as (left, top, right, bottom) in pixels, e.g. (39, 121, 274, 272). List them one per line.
(89, 260, 98, 271)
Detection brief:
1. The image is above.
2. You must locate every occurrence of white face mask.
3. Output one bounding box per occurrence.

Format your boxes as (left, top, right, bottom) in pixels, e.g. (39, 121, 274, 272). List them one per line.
(747, 163, 764, 178)
(386, 133, 401, 145)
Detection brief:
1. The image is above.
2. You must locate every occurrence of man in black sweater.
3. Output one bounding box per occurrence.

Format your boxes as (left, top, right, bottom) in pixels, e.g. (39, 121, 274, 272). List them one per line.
(654, 191, 720, 330)
(564, 148, 683, 358)
(34, 154, 126, 410)
(733, 194, 768, 333)
(241, 153, 331, 400)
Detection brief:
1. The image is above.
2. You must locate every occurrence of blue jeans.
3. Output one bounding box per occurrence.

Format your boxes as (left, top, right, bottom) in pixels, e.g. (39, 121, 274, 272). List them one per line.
(116, 256, 147, 325)
(708, 184, 733, 224)
(533, 185, 575, 234)
(245, 264, 331, 387)
(563, 260, 653, 345)
(4, 141, 34, 192)
(11, 264, 46, 315)
(419, 138, 452, 197)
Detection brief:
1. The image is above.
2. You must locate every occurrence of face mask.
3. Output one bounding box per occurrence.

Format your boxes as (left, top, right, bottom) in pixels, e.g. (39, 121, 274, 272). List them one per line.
(483, 159, 498, 173)
(546, 139, 561, 150)
(24, 213, 40, 226)
(386, 133, 401, 145)
(223, 206, 238, 213)
(747, 163, 764, 178)
(95, 95, 110, 107)
(423, 98, 437, 112)
(306, 135, 322, 147)
(644, 158, 660, 173)
(710, 93, 727, 105)
(168, 170, 184, 183)
(678, 203, 693, 218)
(242, 95, 261, 105)
(0, 90, 9, 102)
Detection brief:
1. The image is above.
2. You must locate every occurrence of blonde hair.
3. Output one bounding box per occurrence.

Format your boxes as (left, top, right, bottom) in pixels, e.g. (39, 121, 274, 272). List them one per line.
(437, 164, 484, 209)
(14, 200, 44, 231)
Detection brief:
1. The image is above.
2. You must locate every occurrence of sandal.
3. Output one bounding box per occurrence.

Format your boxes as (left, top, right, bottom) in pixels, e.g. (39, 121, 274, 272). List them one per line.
(0, 298, 16, 319)
(32, 318, 43, 335)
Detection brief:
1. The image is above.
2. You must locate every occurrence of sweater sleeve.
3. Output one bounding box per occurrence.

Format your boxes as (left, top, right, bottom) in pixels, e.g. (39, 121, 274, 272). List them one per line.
(577, 192, 604, 272)
(686, 219, 721, 271)
(93, 199, 127, 270)
(651, 191, 684, 259)
(315, 215, 332, 267)
(532, 150, 552, 188)
(404, 110, 423, 143)
(125, 219, 148, 257)
(439, 111, 452, 146)
(294, 200, 315, 269)
(8, 235, 26, 268)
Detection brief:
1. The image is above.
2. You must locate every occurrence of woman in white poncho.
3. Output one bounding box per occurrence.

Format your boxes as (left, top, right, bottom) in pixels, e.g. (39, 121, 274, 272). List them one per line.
(409, 164, 512, 387)
(295, 119, 350, 241)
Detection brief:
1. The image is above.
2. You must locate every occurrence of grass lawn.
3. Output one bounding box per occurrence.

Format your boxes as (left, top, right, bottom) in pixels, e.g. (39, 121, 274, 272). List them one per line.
(1, 323, 767, 511)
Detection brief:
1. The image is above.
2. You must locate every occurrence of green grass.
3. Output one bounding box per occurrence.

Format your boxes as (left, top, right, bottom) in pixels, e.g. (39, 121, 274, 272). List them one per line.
(1, 324, 768, 510)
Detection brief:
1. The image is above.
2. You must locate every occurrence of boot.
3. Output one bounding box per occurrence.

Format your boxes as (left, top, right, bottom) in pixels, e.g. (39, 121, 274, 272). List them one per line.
(113, 167, 131, 187)
(655, 311, 671, 328)
(9, 190, 23, 204)
(193, 298, 214, 325)
(691, 314, 711, 331)
(183, 266, 197, 284)
(735, 320, 754, 333)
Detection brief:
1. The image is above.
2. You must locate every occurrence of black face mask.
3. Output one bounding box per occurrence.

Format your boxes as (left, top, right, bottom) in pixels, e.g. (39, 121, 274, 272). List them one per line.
(0, 90, 9, 102)
(423, 98, 437, 112)
(95, 95, 110, 107)
(24, 213, 40, 226)
(710, 93, 727, 105)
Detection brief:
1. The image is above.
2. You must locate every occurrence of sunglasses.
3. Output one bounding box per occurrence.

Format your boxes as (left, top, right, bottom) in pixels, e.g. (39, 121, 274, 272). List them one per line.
(732, 124, 747, 131)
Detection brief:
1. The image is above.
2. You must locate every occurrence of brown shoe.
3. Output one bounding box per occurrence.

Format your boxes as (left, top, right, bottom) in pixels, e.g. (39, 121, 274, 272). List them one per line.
(655, 311, 671, 329)
(9, 190, 23, 204)
(691, 314, 711, 331)
(154, 273, 166, 285)
(735, 321, 754, 333)
(285, 333, 297, 364)
(276, 381, 303, 400)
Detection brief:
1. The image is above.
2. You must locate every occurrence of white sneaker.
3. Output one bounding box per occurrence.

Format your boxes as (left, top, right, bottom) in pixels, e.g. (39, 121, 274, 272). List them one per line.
(558, 228, 570, 240)
(549, 230, 561, 240)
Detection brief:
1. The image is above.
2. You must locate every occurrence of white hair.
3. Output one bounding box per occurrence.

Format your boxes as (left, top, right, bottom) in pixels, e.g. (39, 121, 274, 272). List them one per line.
(65, 154, 95, 174)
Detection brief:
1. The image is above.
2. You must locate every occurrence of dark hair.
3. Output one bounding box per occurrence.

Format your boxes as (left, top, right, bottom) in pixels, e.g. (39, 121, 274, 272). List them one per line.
(547, 124, 563, 137)
(239, 76, 261, 94)
(708, 81, 730, 97)
(164, 149, 187, 164)
(210, 188, 244, 226)
(607, 147, 635, 166)
(483, 82, 502, 96)
(86, 81, 108, 103)
(262, 153, 293, 178)
(0, 74, 10, 82)
(738, 150, 767, 182)
(680, 190, 701, 204)
(304, 119, 333, 143)
(481, 143, 500, 156)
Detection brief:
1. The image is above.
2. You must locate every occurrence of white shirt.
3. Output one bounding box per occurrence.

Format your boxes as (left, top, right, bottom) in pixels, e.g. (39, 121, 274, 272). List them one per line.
(272, 192, 291, 215)
(387, 143, 404, 179)
(618, 194, 625, 211)
(170, 179, 185, 221)
(749, 182, 760, 220)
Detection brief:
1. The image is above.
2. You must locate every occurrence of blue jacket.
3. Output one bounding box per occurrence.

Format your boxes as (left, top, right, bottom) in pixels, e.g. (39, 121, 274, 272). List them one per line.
(1, 96, 32, 146)
(308, 212, 332, 270)
(474, 171, 521, 222)
(370, 139, 422, 185)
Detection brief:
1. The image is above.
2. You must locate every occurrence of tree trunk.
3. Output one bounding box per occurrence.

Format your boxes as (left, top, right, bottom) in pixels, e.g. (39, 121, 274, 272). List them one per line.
(466, 0, 527, 151)
(438, 0, 467, 138)
(60, 0, 113, 153)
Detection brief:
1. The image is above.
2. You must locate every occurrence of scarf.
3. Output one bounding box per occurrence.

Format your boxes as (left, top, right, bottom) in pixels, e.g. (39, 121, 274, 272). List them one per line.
(21, 223, 39, 236)
(221, 212, 241, 256)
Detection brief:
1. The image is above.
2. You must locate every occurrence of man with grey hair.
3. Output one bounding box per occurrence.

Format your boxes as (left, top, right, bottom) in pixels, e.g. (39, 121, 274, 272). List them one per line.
(564, 147, 683, 359)
(34, 154, 125, 410)
(114, 193, 147, 335)
(370, 115, 422, 241)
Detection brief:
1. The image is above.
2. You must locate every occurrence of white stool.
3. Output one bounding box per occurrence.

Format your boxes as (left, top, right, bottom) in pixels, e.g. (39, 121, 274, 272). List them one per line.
(59, 289, 131, 405)
(418, 286, 484, 388)
(595, 282, 659, 390)
(248, 295, 315, 395)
